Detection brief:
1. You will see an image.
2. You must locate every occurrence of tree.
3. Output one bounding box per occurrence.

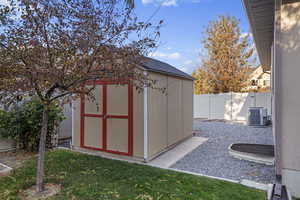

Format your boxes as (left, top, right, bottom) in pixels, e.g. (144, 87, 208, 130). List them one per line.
(0, 0, 161, 194)
(125, 0, 135, 8)
(194, 16, 254, 94)
(192, 68, 210, 95)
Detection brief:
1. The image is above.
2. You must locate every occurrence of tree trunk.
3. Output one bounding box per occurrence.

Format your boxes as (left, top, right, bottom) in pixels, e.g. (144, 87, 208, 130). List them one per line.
(36, 105, 49, 193)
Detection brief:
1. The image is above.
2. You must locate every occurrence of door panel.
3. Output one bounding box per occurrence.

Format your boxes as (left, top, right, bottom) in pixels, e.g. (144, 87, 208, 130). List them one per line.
(84, 117, 103, 149)
(107, 85, 128, 116)
(107, 118, 129, 153)
(81, 82, 132, 156)
(84, 85, 103, 115)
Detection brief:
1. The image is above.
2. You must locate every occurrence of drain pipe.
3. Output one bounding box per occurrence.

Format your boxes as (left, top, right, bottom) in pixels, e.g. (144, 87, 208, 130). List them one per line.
(143, 86, 148, 162)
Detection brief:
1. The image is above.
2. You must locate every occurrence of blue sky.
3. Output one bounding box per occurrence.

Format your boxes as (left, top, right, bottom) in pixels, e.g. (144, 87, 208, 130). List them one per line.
(134, 0, 252, 74)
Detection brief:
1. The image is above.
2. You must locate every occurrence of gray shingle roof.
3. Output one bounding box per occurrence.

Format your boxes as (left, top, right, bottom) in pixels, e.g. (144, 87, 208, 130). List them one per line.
(142, 57, 194, 81)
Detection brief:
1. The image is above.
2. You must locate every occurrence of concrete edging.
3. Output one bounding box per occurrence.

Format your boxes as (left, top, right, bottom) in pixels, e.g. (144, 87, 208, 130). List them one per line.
(0, 162, 13, 176)
(228, 143, 274, 166)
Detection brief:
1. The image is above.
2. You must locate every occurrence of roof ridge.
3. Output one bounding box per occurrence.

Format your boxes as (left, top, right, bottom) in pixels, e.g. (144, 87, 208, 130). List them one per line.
(142, 57, 195, 80)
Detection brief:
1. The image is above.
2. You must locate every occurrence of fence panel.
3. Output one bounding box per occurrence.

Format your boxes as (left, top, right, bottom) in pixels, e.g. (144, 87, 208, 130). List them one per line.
(210, 93, 231, 120)
(193, 94, 210, 118)
(58, 103, 73, 139)
(194, 92, 271, 121)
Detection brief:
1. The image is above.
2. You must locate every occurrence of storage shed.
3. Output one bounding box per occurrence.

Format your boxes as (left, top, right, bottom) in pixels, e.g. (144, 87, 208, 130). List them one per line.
(72, 57, 194, 161)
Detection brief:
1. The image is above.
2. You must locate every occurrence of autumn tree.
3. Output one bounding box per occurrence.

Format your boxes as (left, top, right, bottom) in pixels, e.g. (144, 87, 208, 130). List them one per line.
(0, 0, 161, 194)
(193, 16, 254, 94)
(192, 68, 210, 95)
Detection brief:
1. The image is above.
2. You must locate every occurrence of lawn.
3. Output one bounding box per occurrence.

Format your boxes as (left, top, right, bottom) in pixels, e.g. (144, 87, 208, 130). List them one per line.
(0, 149, 266, 200)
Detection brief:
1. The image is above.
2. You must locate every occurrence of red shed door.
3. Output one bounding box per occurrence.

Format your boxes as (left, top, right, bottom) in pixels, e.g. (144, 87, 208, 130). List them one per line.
(80, 81, 133, 156)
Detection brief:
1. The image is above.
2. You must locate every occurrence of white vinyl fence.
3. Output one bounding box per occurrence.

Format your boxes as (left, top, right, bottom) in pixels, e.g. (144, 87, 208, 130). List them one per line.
(194, 92, 272, 121)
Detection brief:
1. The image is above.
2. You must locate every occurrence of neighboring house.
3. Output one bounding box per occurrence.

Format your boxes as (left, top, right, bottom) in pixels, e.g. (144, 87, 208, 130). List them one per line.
(243, 0, 300, 198)
(246, 66, 271, 91)
(71, 57, 194, 162)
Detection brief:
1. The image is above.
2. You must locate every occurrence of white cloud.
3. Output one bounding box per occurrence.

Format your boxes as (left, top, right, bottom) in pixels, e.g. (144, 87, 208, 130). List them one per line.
(184, 60, 193, 65)
(0, 0, 9, 6)
(141, 0, 178, 7)
(149, 51, 181, 59)
(141, 0, 154, 4)
(179, 66, 188, 73)
(161, 0, 177, 6)
(191, 0, 202, 3)
(240, 32, 253, 39)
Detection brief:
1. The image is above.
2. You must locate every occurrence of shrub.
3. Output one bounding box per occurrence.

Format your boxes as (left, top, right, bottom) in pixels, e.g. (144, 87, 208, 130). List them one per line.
(0, 99, 65, 152)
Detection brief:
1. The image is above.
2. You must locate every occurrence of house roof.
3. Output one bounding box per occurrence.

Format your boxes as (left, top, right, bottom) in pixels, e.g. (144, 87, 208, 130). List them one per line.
(142, 57, 195, 81)
(242, 0, 292, 70)
(242, 0, 274, 69)
(249, 66, 270, 80)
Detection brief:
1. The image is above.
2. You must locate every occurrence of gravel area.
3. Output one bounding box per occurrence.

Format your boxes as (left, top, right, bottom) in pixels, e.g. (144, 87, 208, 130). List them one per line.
(0, 151, 34, 169)
(171, 120, 275, 184)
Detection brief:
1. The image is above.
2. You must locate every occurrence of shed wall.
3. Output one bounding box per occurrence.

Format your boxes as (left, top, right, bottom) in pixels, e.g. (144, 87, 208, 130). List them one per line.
(148, 72, 193, 158)
(132, 88, 144, 158)
(148, 73, 168, 157)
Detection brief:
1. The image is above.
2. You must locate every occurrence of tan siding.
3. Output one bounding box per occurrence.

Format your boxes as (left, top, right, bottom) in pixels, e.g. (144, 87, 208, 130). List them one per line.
(133, 89, 144, 158)
(148, 73, 168, 157)
(147, 72, 193, 158)
(107, 118, 128, 152)
(167, 77, 183, 146)
(280, 2, 300, 171)
(72, 73, 193, 161)
(85, 85, 103, 115)
(107, 85, 128, 115)
(84, 117, 103, 148)
(106, 85, 129, 153)
(182, 80, 194, 139)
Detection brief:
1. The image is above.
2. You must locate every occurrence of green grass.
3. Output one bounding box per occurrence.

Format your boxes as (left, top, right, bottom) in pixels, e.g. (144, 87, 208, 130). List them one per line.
(0, 150, 266, 200)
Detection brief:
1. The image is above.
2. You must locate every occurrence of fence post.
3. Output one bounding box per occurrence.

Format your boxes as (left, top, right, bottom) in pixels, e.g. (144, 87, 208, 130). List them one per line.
(230, 92, 233, 121)
(208, 94, 211, 119)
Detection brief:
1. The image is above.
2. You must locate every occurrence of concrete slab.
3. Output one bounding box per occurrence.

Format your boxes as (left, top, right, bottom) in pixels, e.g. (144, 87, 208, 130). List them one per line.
(148, 136, 208, 168)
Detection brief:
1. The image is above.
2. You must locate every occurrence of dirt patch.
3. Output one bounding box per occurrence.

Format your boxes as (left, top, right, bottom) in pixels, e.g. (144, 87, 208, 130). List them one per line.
(0, 151, 36, 169)
(18, 184, 61, 200)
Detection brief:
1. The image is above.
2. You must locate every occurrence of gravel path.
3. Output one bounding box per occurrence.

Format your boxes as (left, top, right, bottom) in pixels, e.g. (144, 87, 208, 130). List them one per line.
(171, 120, 275, 184)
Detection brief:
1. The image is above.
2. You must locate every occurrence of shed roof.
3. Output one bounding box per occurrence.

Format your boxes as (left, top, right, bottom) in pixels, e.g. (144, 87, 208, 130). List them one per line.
(142, 57, 195, 81)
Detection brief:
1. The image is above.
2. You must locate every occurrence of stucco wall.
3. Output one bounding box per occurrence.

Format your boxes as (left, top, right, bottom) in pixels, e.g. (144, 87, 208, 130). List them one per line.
(280, 1, 300, 197)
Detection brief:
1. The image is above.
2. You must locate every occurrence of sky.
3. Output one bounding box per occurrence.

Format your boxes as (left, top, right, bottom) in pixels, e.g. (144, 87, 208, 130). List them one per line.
(134, 0, 252, 74)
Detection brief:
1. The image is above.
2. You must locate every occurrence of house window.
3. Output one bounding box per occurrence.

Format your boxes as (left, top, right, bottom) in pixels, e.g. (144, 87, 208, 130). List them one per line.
(251, 80, 257, 86)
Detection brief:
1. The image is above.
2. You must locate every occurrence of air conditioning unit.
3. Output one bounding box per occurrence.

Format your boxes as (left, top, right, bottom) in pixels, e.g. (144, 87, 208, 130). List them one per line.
(248, 107, 268, 126)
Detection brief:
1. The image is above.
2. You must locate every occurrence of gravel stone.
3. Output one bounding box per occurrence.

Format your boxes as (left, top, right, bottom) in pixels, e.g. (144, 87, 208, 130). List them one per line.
(171, 120, 275, 184)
